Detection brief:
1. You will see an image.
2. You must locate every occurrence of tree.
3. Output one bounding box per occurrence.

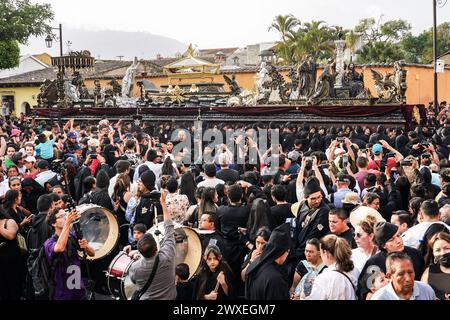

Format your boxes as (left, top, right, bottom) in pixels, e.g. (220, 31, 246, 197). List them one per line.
(354, 17, 411, 63)
(269, 15, 300, 65)
(270, 16, 340, 64)
(0, 0, 54, 69)
(0, 40, 20, 69)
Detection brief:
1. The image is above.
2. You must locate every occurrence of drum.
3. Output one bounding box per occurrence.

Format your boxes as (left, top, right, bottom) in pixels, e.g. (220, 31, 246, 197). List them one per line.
(106, 251, 135, 300)
(148, 223, 203, 279)
(77, 204, 120, 261)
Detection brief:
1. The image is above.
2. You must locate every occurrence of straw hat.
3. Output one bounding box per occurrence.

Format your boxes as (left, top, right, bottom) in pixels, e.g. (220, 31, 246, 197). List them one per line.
(349, 205, 385, 229)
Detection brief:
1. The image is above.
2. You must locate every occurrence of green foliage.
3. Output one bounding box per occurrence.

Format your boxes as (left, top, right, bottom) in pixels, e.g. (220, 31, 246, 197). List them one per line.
(0, 0, 54, 69)
(0, 40, 20, 69)
(269, 16, 342, 65)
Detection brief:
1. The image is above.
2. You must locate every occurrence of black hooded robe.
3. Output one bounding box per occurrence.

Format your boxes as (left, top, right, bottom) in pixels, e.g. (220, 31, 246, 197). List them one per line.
(245, 260, 290, 300)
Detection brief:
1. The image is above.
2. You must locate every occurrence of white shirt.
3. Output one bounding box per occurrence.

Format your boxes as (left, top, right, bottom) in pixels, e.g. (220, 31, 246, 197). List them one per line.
(402, 221, 450, 249)
(351, 247, 379, 273)
(197, 177, 224, 189)
(0, 180, 9, 197)
(133, 162, 162, 185)
(108, 174, 119, 198)
(306, 263, 359, 300)
(35, 170, 57, 187)
(370, 281, 436, 300)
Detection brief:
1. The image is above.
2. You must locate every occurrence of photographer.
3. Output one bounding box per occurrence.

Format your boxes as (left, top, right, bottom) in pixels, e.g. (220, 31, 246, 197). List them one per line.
(44, 207, 94, 300)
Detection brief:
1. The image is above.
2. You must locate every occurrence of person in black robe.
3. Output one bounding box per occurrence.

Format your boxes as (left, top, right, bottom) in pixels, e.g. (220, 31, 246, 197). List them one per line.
(245, 223, 291, 300)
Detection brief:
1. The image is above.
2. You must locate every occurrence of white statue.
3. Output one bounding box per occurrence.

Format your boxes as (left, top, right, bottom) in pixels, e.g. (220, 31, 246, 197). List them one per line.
(64, 81, 80, 102)
(255, 62, 270, 100)
(121, 57, 139, 98)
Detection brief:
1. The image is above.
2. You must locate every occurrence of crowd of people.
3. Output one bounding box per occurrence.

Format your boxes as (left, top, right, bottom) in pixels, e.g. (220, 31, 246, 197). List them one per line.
(0, 102, 450, 301)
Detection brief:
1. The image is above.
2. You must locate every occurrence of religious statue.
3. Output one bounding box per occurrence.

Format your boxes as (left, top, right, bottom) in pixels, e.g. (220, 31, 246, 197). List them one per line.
(121, 57, 139, 98)
(394, 60, 407, 103)
(255, 62, 270, 103)
(298, 55, 317, 99)
(371, 61, 407, 104)
(37, 79, 58, 107)
(343, 62, 365, 98)
(287, 68, 299, 100)
(308, 58, 336, 105)
(223, 74, 242, 96)
(64, 80, 80, 103)
(108, 79, 122, 97)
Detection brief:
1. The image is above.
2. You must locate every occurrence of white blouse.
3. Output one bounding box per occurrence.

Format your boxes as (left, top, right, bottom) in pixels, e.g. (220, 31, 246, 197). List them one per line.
(306, 263, 359, 300)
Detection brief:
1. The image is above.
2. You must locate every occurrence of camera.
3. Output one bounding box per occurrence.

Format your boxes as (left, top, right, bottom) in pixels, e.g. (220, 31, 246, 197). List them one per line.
(337, 137, 345, 143)
(89, 154, 97, 160)
(50, 159, 67, 175)
(147, 190, 161, 204)
(304, 156, 313, 162)
(386, 153, 395, 158)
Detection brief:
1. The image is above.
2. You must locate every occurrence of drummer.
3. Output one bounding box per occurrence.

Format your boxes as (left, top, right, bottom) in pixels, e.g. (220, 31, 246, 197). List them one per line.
(123, 223, 147, 258)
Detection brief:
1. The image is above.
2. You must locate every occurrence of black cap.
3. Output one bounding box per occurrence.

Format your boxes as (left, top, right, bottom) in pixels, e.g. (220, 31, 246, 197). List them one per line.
(140, 170, 156, 191)
(304, 177, 322, 198)
(37, 160, 49, 170)
(336, 172, 351, 183)
(374, 222, 398, 248)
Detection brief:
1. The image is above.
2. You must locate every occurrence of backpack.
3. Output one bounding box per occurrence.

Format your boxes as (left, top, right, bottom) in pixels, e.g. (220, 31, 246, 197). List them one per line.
(27, 246, 60, 300)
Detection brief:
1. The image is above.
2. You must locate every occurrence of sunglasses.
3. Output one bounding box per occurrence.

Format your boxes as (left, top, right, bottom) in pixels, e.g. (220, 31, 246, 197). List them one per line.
(354, 232, 364, 238)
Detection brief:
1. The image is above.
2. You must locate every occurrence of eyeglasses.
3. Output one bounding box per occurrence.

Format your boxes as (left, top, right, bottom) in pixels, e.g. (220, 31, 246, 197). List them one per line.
(354, 232, 364, 238)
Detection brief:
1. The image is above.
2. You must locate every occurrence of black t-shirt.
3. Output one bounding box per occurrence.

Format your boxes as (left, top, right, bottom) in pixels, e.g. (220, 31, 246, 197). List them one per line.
(270, 203, 294, 227)
(216, 168, 240, 184)
(337, 228, 357, 249)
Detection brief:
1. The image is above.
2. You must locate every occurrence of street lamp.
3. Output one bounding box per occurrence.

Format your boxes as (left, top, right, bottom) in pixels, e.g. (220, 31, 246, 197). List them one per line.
(45, 23, 63, 57)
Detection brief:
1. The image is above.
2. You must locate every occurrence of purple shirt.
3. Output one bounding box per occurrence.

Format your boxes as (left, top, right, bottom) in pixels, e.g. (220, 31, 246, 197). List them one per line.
(44, 234, 86, 300)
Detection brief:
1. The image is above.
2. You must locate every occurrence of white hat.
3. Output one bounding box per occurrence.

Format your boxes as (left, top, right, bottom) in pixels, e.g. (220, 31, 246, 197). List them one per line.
(24, 156, 36, 163)
(88, 138, 100, 148)
(350, 205, 385, 229)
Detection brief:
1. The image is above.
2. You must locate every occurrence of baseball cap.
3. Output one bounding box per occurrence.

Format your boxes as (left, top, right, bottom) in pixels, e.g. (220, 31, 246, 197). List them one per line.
(11, 128, 21, 137)
(68, 132, 77, 139)
(372, 143, 383, 155)
(288, 150, 300, 162)
(24, 156, 36, 163)
(336, 172, 351, 183)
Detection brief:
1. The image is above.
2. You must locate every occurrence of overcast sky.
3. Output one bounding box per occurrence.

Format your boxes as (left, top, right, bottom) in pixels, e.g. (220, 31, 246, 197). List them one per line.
(29, 0, 449, 49)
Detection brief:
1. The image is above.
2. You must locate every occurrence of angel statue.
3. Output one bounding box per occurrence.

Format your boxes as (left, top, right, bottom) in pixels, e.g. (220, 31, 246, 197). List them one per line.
(255, 62, 270, 102)
(223, 74, 242, 96)
(64, 81, 80, 103)
(121, 57, 140, 98)
(370, 69, 398, 103)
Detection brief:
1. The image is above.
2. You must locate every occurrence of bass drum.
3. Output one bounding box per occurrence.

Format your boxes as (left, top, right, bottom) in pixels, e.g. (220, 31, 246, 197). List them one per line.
(77, 204, 120, 261)
(106, 252, 135, 300)
(148, 223, 203, 279)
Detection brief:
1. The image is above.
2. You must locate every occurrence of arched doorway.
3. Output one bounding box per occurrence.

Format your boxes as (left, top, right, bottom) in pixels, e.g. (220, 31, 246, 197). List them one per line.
(21, 102, 31, 115)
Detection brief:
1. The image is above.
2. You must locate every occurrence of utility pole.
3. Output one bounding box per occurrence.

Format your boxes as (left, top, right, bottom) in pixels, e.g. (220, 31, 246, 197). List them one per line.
(433, 0, 438, 115)
(117, 55, 124, 61)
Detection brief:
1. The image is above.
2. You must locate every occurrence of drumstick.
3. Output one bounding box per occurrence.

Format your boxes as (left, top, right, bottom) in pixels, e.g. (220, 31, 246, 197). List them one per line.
(213, 280, 220, 293)
(213, 271, 223, 293)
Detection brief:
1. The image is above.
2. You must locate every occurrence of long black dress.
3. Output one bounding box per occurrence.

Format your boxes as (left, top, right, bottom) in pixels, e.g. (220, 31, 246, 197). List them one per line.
(0, 219, 22, 300)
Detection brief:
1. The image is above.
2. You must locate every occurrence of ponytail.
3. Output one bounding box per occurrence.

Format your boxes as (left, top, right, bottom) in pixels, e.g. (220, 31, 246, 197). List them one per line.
(320, 235, 354, 272)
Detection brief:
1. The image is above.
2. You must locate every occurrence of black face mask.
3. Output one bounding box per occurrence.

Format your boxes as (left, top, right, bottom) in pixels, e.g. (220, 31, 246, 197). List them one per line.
(435, 252, 450, 268)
